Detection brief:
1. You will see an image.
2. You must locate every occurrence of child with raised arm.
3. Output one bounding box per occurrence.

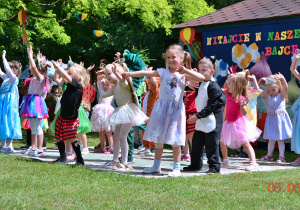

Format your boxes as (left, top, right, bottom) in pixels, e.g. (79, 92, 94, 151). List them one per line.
(258, 73, 292, 163)
(101, 62, 148, 170)
(20, 45, 49, 156)
(123, 44, 205, 177)
(290, 53, 300, 166)
(51, 60, 86, 165)
(0, 50, 22, 153)
(220, 74, 262, 171)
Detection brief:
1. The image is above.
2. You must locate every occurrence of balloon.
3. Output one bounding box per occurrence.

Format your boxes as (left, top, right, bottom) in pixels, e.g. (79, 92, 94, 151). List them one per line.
(93, 30, 105, 37)
(18, 9, 26, 25)
(180, 28, 195, 44)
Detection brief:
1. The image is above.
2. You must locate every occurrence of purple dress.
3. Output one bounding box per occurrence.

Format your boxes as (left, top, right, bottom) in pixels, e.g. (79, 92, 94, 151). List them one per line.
(263, 93, 292, 140)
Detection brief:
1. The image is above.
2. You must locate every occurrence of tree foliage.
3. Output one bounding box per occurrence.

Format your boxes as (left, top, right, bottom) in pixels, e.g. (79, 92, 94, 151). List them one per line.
(0, 0, 215, 68)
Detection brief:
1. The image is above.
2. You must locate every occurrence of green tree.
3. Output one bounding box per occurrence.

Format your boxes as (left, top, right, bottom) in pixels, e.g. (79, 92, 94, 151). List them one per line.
(0, 0, 215, 68)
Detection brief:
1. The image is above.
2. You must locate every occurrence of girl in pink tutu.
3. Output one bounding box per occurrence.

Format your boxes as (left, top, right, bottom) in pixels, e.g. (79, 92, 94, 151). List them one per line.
(91, 74, 114, 154)
(220, 74, 262, 171)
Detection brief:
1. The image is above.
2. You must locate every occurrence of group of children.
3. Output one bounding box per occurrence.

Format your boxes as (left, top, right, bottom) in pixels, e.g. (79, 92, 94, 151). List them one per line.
(1, 43, 300, 176)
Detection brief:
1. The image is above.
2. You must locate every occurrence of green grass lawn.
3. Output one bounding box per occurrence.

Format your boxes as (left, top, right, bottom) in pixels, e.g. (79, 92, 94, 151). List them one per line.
(1, 132, 300, 209)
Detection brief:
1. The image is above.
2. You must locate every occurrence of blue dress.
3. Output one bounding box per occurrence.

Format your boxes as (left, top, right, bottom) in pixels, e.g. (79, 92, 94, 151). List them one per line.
(263, 93, 292, 140)
(0, 78, 22, 141)
(291, 94, 300, 154)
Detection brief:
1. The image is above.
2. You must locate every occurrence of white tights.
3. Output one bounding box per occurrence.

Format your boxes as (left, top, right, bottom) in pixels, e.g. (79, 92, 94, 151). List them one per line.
(112, 123, 133, 165)
(267, 140, 285, 157)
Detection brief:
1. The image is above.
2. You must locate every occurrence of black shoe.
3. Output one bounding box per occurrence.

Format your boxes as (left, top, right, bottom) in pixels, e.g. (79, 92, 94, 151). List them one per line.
(206, 168, 220, 174)
(20, 145, 30, 149)
(94, 144, 101, 149)
(182, 165, 206, 172)
(75, 160, 85, 166)
(53, 157, 68, 163)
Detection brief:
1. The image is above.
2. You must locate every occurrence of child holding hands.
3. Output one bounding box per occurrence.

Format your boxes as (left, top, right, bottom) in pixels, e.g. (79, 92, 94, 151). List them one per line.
(123, 44, 205, 177)
(183, 57, 226, 174)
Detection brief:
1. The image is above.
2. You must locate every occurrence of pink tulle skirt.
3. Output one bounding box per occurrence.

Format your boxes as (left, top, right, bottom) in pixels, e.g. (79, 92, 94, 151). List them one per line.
(91, 103, 114, 132)
(220, 116, 262, 149)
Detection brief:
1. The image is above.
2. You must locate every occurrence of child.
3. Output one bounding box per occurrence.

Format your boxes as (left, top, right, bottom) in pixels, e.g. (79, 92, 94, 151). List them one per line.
(138, 66, 160, 156)
(20, 45, 49, 156)
(183, 57, 226, 173)
(101, 63, 148, 170)
(182, 51, 196, 162)
(123, 44, 205, 177)
(220, 73, 262, 171)
(51, 59, 91, 158)
(51, 60, 86, 165)
(0, 50, 22, 153)
(91, 74, 114, 154)
(290, 53, 300, 166)
(259, 74, 292, 163)
(45, 85, 60, 125)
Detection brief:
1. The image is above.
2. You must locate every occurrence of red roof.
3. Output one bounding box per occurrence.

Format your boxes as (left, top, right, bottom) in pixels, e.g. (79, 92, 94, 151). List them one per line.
(171, 0, 300, 29)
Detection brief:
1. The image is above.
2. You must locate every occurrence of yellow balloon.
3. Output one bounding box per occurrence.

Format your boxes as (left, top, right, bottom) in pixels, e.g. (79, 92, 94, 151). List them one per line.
(183, 28, 191, 43)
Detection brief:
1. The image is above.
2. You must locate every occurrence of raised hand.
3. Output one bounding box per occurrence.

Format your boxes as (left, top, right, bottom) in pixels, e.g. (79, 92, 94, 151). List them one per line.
(57, 59, 63, 67)
(87, 64, 95, 73)
(27, 45, 33, 57)
(114, 52, 121, 63)
(98, 73, 106, 80)
(247, 74, 256, 80)
(295, 53, 300, 60)
(2, 50, 6, 60)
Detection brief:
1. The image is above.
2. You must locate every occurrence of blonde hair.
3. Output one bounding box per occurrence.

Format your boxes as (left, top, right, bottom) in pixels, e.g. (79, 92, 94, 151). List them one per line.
(183, 51, 192, 69)
(228, 74, 247, 102)
(69, 64, 90, 87)
(163, 44, 184, 65)
(266, 76, 288, 102)
(105, 63, 139, 106)
(199, 58, 214, 70)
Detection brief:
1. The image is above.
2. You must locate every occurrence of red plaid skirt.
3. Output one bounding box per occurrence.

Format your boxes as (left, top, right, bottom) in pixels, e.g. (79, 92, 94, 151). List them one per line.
(55, 115, 79, 141)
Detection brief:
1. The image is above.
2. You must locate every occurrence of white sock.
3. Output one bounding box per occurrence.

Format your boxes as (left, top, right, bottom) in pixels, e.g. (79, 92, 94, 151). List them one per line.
(152, 159, 161, 169)
(173, 162, 180, 171)
(6, 138, 13, 148)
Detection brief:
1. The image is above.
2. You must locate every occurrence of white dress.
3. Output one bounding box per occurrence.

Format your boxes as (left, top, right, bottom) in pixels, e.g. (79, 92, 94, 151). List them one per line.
(101, 79, 148, 126)
(143, 68, 186, 146)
